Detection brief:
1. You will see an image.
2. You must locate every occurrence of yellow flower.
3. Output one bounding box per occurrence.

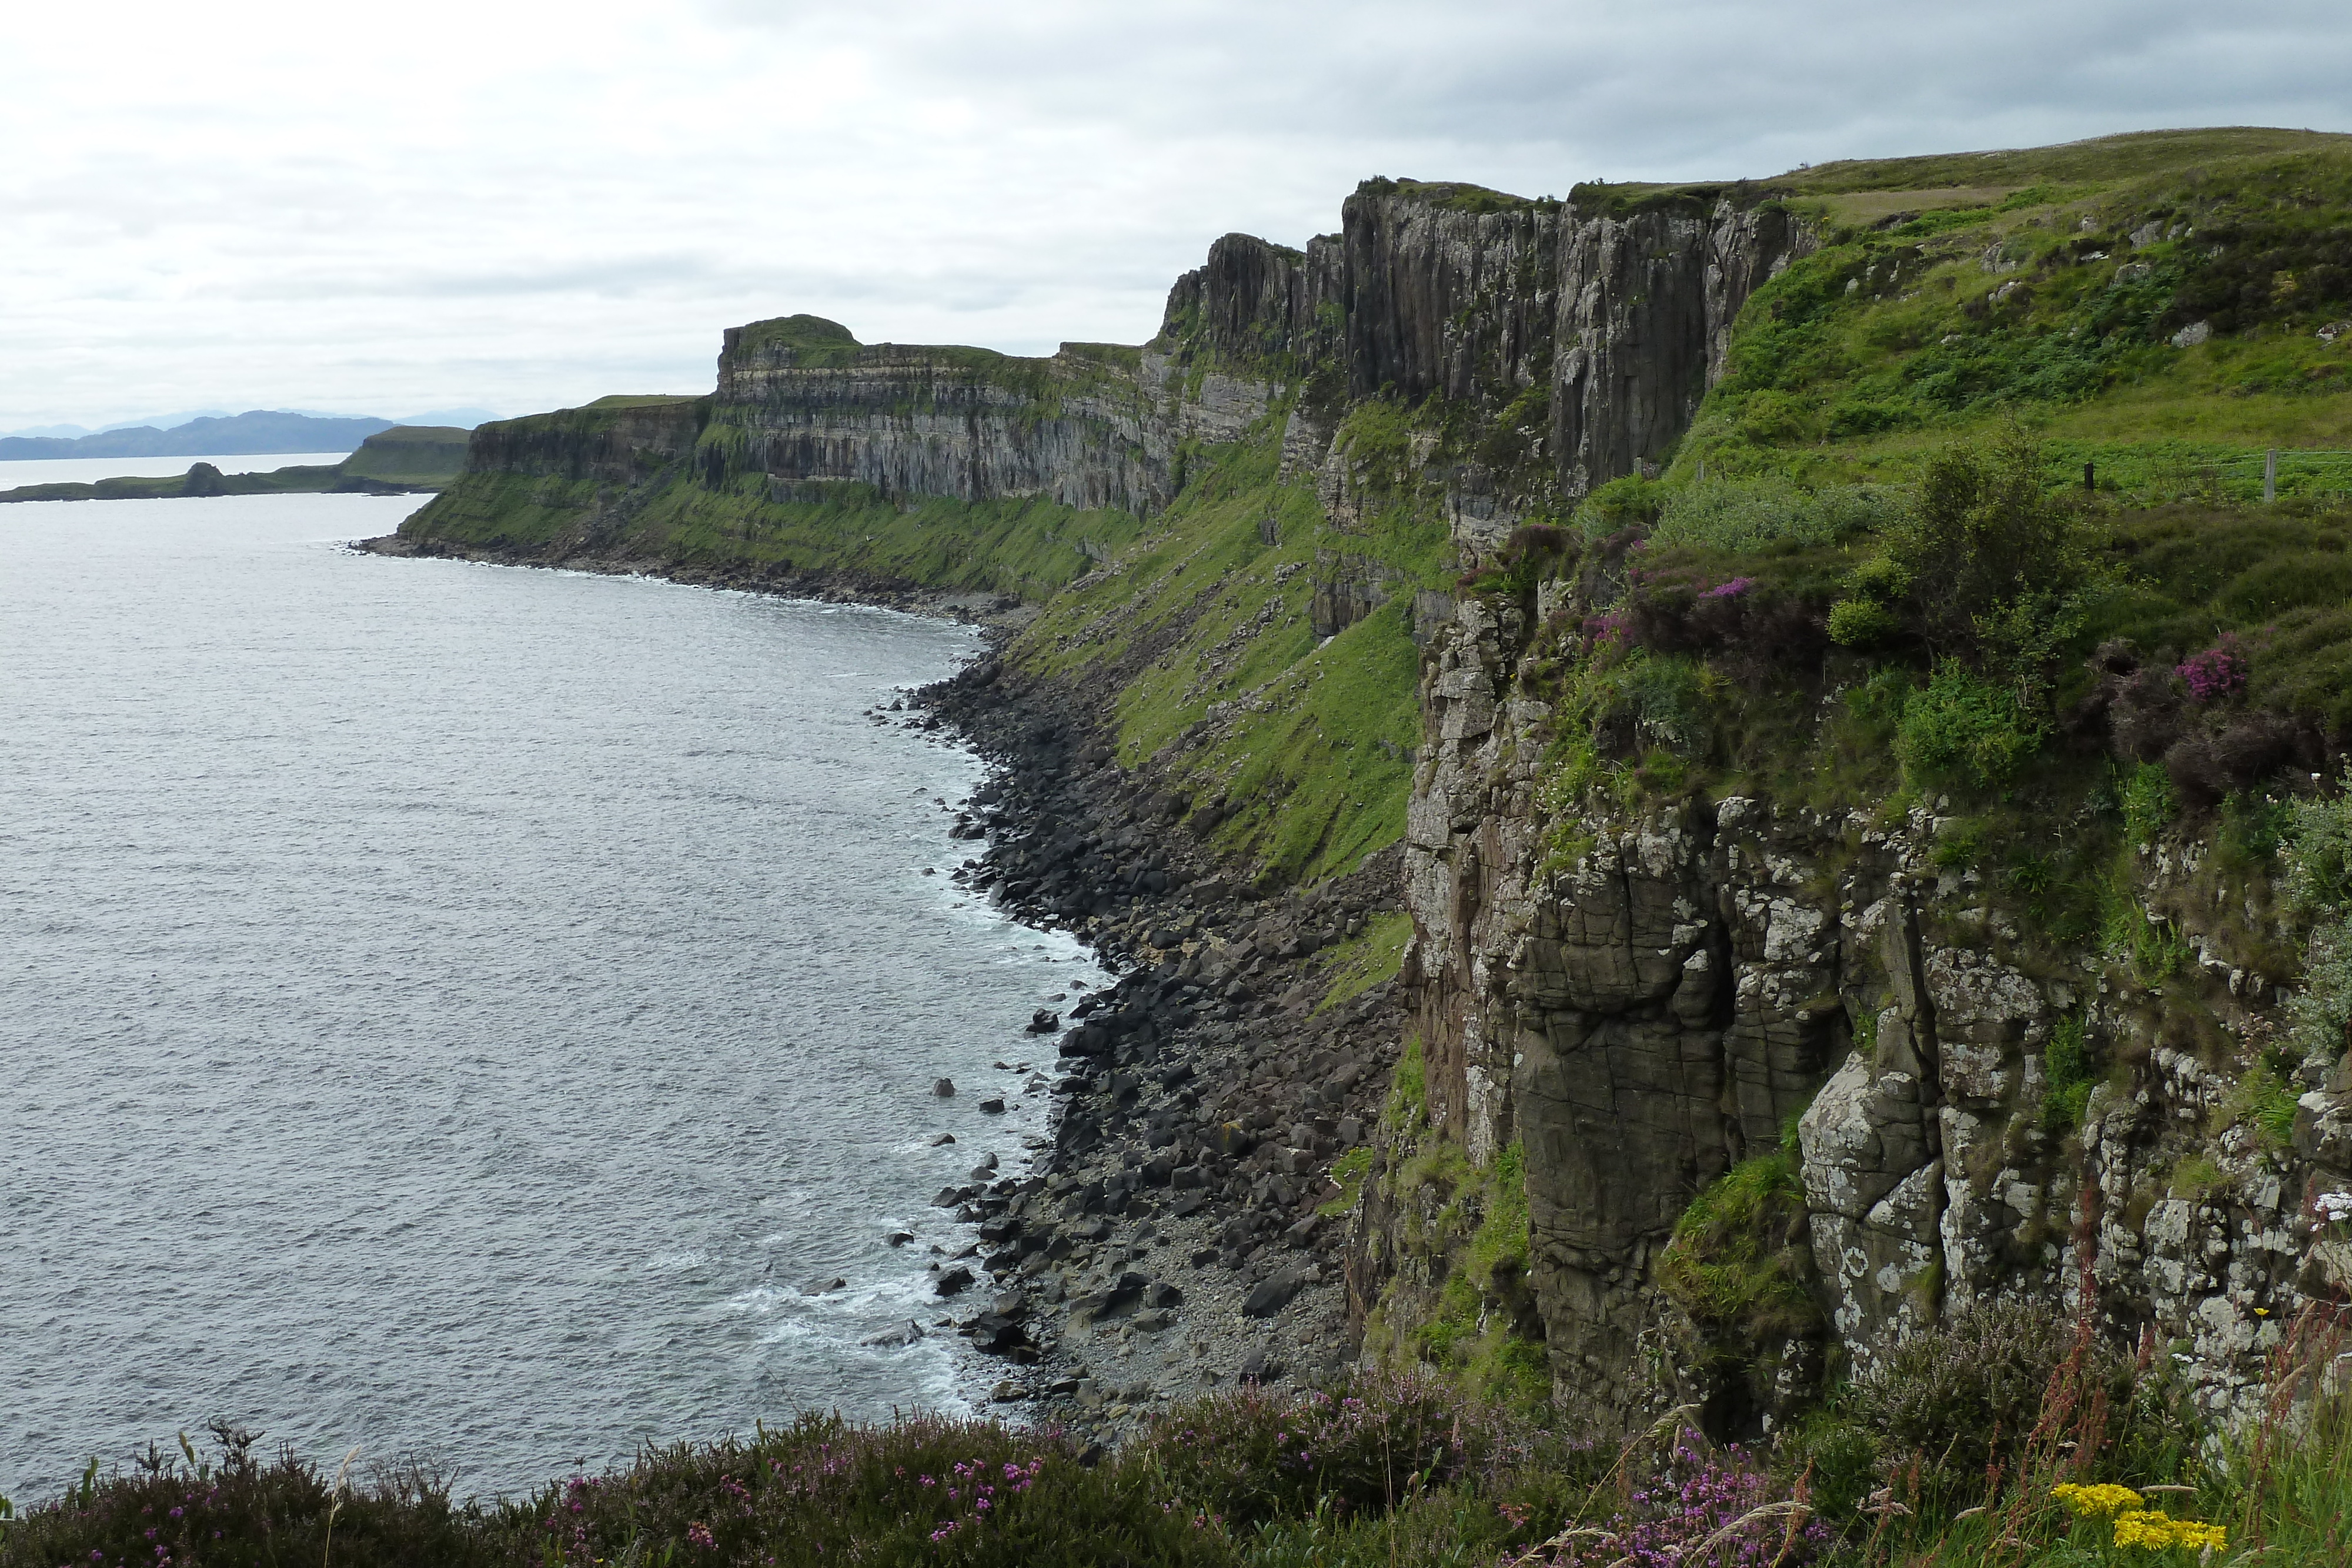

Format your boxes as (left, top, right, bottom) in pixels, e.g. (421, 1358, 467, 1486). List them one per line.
(2053, 1482, 2143, 1519)
(2109, 1507, 2228, 1552)
(2174, 1520, 2229, 1552)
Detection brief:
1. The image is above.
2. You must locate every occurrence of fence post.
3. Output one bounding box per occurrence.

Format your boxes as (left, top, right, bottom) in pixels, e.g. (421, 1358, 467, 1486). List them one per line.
(2265, 449, 2278, 503)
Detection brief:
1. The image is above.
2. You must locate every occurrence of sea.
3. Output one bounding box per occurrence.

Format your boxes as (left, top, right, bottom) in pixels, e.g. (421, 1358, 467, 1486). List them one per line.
(0, 491, 1096, 1502)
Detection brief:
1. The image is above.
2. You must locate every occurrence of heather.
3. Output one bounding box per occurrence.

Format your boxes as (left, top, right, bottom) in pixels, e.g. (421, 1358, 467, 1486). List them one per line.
(0, 1374, 1812, 1568)
(9, 1325, 2351, 1567)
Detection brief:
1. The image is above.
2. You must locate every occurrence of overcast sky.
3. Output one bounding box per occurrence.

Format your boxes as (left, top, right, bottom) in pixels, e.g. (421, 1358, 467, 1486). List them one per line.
(6, 0, 2347, 429)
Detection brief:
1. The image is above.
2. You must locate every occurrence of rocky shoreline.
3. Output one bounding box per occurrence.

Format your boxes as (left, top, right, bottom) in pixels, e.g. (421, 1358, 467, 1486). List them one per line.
(359, 533, 1407, 1438)
(902, 651, 1405, 1441)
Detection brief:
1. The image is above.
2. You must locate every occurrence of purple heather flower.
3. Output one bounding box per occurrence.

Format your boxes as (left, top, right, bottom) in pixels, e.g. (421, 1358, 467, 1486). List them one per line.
(2178, 637, 2249, 701)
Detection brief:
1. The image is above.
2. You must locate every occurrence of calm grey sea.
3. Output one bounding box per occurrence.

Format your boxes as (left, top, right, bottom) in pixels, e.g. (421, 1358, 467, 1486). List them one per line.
(0, 494, 1092, 1501)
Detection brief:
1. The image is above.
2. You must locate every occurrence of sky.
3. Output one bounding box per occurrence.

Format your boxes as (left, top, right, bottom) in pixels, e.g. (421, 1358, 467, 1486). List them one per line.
(6, 0, 2349, 431)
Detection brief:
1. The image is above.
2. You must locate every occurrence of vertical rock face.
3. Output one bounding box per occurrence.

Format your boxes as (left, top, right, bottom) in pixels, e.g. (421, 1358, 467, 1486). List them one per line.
(709, 317, 1269, 515)
(1401, 589, 2334, 1436)
(1158, 232, 1339, 369)
(1335, 185, 1561, 405)
(440, 179, 1810, 552)
(462, 397, 711, 487)
(1552, 201, 1812, 496)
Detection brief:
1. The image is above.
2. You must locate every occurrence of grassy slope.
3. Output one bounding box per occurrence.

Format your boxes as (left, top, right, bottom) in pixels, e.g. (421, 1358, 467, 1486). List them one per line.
(1014, 400, 1453, 887)
(1672, 131, 2352, 497)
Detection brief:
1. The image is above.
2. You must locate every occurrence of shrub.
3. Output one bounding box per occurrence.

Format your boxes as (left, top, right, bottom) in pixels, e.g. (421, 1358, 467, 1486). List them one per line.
(2287, 916, 2352, 1065)
(1827, 597, 1897, 648)
(1615, 575, 1829, 684)
(1532, 1429, 1830, 1567)
(1848, 1300, 2127, 1514)
(2219, 789, 2296, 868)
(2104, 664, 2187, 763)
(1138, 1372, 1522, 1534)
(2164, 713, 2303, 811)
(0, 1427, 495, 1568)
(1895, 662, 2042, 794)
(1659, 1147, 1819, 1342)
(2177, 635, 2250, 701)
(1572, 475, 1664, 539)
(1870, 428, 2102, 686)
(2042, 1014, 2098, 1135)
(2287, 770, 2352, 915)
(2222, 1061, 2303, 1152)
(489, 1414, 1226, 1567)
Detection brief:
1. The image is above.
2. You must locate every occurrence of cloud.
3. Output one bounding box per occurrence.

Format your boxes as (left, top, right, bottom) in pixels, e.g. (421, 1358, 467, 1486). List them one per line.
(2, 0, 2346, 428)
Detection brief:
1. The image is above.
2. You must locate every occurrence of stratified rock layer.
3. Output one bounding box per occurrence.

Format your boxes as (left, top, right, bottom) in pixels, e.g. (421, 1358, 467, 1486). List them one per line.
(1399, 578, 2339, 1436)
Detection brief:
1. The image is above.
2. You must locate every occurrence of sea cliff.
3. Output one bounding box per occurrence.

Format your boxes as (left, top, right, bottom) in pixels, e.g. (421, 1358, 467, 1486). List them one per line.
(375, 126, 2352, 1447)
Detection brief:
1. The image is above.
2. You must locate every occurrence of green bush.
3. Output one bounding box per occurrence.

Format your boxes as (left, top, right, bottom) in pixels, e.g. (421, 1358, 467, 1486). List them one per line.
(2287, 771, 2352, 915)
(1894, 661, 2042, 794)
(2220, 790, 2296, 870)
(1571, 474, 1663, 539)
(1138, 1373, 1526, 1534)
(2288, 917, 2352, 1064)
(1659, 1144, 1818, 1342)
(2284, 777, 2352, 1062)
(1870, 428, 2103, 687)
(0, 1427, 495, 1568)
(1826, 596, 1898, 647)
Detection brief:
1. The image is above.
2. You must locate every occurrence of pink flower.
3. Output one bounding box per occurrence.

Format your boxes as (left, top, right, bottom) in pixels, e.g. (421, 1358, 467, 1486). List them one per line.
(2178, 637, 2249, 701)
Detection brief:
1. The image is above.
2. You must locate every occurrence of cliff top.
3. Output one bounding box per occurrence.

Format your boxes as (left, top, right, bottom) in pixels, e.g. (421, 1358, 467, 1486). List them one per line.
(1770, 125, 2352, 195)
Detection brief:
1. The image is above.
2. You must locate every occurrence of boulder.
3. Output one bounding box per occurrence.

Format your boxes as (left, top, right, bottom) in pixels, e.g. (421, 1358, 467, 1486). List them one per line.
(1242, 1268, 1304, 1318)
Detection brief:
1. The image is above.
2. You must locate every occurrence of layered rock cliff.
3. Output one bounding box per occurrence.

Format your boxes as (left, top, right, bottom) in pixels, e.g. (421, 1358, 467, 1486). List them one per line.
(397, 179, 1809, 585)
(1391, 560, 2352, 1437)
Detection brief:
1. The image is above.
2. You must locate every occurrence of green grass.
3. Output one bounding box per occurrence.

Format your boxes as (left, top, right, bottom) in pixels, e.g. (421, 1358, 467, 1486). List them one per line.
(1360, 1138, 1549, 1413)
(1658, 1137, 1819, 1343)
(1014, 409, 1451, 884)
(1667, 140, 2352, 500)
(405, 463, 1141, 601)
(1311, 911, 1414, 1014)
(580, 393, 706, 410)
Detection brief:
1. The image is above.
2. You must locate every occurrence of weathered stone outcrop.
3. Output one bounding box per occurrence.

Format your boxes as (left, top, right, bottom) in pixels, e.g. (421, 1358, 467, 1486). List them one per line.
(1396, 583, 2338, 1437)
(1552, 200, 1812, 496)
(711, 319, 1273, 514)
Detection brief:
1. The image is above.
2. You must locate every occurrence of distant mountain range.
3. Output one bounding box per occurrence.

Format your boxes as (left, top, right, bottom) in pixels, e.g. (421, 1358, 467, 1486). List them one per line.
(0, 408, 498, 459)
